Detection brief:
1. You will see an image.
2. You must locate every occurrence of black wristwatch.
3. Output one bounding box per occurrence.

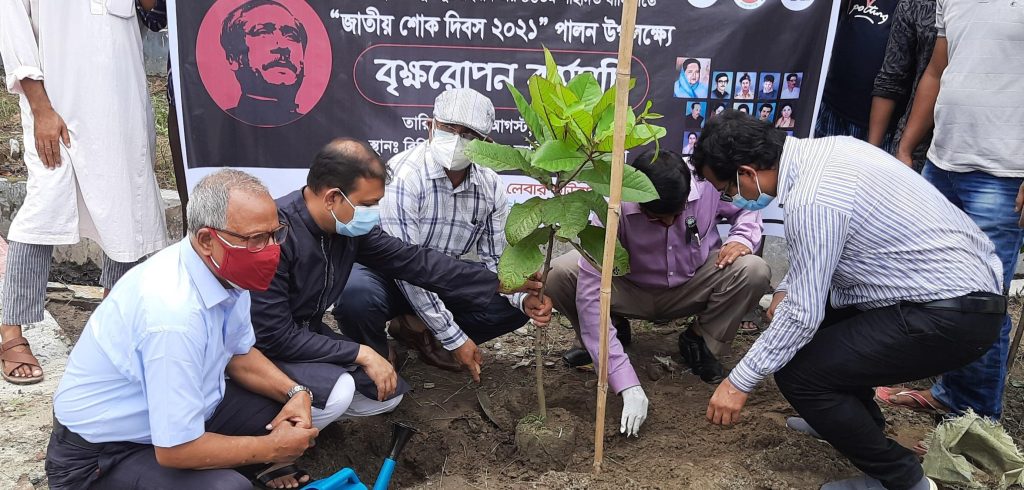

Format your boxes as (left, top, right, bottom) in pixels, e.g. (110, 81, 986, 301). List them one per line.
(287, 385, 312, 400)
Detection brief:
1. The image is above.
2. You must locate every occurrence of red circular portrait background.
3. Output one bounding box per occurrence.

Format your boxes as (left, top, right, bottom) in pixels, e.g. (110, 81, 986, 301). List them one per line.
(195, 0, 332, 127)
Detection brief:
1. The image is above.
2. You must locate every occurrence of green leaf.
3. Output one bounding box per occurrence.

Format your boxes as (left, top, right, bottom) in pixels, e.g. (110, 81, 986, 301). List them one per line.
(567, 72, 603, 113)
(530, 76, 568, 134)
(464, 140, 530, 172)
(573, 225, 630, 276)
(594, 107, 637, 151)
(624, 122, 667, 150)
(532, 140, 587, 172)
(577, 158, 660, 203)
(581, 189, 609, 225)
(499, 228, 549, 289)
(544, 47, 562, 85)
(591, 78, 636, 121)
(505, 197, 546, 246)
(508, 84, 550, 143)
(543, 191, 597, 241)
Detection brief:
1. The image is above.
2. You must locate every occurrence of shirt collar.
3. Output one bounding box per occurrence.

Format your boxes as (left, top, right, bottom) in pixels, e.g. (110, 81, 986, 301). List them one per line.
(775, 136, 800, 207)
(287, 188, 327, 237)
(180, 237, 232, 309)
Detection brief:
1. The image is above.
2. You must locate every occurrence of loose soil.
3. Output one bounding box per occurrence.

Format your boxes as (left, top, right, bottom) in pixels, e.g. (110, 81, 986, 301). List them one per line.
(46, 292, 1011, 489)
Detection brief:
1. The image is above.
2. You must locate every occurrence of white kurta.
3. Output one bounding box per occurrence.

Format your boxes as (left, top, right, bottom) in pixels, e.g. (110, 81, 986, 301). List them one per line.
(0, 0, 169, 262)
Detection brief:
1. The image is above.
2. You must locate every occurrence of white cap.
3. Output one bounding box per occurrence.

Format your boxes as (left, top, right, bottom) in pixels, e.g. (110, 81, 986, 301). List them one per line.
(433, 88, 495, 138)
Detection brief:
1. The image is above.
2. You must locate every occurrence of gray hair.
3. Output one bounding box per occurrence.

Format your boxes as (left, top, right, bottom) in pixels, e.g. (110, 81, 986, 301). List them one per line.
(187, 169, 270, 236)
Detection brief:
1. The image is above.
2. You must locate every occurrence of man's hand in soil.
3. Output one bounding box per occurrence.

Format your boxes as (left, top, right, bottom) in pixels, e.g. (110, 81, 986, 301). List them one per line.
(706, 377, 749, 425)
(356, 345, 398, 401)
(620, 385, 648, 437)
(716, 242, 751, 269)
(523, 294, 553, 327)
(452, 339, 483, 383)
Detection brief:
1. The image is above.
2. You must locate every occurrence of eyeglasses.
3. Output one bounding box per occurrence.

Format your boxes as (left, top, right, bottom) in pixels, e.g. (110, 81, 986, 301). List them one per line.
(715, 181, 734, 203)
(211, 223, 289, 252)
(435, 121, 484, 141)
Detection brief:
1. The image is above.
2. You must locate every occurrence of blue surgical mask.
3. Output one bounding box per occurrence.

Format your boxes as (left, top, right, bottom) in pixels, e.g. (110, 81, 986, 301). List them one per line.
(330, 189, 380, 237)
(731, 171, 774, 211)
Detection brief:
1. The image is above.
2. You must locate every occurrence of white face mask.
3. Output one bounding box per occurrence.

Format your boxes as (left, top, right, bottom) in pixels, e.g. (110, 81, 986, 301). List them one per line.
(429, 128, 472, 171)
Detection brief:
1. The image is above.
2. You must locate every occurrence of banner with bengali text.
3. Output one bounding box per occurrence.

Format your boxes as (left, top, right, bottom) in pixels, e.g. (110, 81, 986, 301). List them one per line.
(169, 0, 841, 236)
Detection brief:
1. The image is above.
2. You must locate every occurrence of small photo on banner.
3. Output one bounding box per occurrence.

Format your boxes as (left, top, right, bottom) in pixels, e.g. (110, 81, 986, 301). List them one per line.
(683, 101, 707, 130)
(711, 71, 733, 99)
(734, 102, 753, 115)
(781, 72, 803, 99)
(674, 57, 712, 99)
(758, 72, 780, 100)
(734, 71, 756, 100)
(709, 101, 728, 120)
(775, 102, 796, 128)
(757, 102, 776, 123)
(682, 131, 700, 155)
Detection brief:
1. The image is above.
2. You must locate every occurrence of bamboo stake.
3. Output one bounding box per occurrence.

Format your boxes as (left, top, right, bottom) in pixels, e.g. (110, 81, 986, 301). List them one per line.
(593, 0, 639, 474)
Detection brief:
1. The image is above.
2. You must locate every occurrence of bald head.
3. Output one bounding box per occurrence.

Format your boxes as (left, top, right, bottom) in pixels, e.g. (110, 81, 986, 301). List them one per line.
(306, 138, 389, 194)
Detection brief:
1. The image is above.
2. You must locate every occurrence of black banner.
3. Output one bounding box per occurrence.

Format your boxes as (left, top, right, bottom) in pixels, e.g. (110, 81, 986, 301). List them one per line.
(171, 0, 838, 176)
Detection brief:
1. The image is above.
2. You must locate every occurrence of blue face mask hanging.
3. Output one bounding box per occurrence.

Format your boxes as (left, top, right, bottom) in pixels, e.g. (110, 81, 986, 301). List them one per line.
(330, 189, 380, 237)
(731, 171, 774, 211)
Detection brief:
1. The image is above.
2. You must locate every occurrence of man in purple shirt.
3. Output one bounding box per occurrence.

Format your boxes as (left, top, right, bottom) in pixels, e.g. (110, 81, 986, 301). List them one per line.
(547, 150, 769, 437)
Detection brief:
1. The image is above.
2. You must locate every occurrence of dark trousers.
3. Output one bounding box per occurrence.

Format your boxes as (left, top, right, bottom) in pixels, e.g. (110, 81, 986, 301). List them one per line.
(335, 264, 529, 358)
(45, 381, 282, 490)
(773, 296, 1002, 490)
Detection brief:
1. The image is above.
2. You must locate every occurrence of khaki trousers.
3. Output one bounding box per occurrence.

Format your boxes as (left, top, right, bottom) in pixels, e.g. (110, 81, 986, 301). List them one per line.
(547, 250, 770, 357)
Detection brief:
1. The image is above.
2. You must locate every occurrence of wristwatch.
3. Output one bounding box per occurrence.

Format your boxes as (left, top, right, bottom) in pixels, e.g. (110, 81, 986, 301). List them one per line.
(287, 385, 313, 400)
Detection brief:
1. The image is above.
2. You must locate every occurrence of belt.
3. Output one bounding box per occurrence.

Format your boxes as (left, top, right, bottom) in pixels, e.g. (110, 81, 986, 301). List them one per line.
(52, 417, 103, 450)
(916, 293, 1006, 315)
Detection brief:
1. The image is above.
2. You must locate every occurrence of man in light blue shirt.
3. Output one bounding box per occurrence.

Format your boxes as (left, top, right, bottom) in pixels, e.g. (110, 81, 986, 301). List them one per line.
(46, 170, 335, 489)
(674, 58, 708, 99)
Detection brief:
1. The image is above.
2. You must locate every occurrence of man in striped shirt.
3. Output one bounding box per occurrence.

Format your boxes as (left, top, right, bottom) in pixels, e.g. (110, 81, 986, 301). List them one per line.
(695, 111, 1004, 490)
(337, 89, 553, 382)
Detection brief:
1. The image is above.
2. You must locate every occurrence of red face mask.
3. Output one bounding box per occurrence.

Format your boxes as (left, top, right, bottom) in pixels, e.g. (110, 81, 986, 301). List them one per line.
(208, 230, 281, 292)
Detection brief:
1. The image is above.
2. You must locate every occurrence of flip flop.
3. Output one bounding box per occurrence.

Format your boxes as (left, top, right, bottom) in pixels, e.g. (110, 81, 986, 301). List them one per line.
(1, 336, 44, 385)
(256, 462, 311, 489)
(874, 386, 946, 414)
(738, 308, 764, 335)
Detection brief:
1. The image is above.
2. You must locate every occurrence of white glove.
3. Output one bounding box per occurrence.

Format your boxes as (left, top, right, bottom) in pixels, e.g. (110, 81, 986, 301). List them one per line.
(620, 385, 649, 437)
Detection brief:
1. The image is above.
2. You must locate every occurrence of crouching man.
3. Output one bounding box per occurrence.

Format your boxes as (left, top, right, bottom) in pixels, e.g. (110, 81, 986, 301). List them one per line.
(45, 170, 336, 489)
(547, 149, 769, 436)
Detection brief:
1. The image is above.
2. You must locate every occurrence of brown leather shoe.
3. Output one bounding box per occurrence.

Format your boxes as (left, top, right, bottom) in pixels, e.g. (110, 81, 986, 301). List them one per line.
(388, 315, 462, 372)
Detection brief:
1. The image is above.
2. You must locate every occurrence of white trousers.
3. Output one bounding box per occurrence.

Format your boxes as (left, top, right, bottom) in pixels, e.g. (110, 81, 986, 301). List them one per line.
(310, 372, 404, 429)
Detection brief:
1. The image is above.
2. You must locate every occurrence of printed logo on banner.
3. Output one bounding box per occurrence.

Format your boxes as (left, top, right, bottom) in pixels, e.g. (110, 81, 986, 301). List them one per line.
(782, 0, 815, 11)
(195, 0, 333, 127)
(687, 0, 718, 8)
(734, 0, 766, 9)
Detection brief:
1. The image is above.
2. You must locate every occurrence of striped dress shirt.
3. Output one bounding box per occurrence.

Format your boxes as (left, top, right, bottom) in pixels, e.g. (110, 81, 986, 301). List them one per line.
(381, 143, 524, 350)
(729, 136, 1002, 393)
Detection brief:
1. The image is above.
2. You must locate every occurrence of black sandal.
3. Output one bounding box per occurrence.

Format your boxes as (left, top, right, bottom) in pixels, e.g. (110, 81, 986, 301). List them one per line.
(255, 463, 311, 489)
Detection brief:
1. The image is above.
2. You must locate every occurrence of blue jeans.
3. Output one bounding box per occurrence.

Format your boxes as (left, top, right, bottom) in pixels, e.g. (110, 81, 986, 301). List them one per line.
(923, 162, 1024, 419)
